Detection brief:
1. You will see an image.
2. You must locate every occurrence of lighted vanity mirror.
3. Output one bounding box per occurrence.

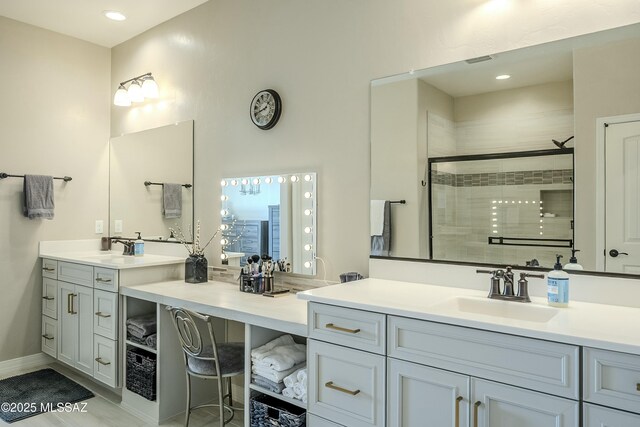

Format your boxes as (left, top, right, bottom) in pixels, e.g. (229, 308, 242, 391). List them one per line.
(220, 173, 317, 275)
(370, 23, 640, 274)
(110, 120, 193, 241)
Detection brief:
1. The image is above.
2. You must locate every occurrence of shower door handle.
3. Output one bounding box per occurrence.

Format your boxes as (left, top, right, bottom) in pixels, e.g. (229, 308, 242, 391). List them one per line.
(609, 249, 629, 257)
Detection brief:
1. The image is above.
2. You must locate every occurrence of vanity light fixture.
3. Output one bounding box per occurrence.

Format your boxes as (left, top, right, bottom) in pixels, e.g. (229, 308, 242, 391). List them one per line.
(304, 174, 312, 182)
(304, 192, 312, 199)
(220, 253, 228, 260)
(304, 227, 312, 234)
(220, 238, 229, 245)
(220, 224, 229, 231)
(290, 175, 299, 182)
(304, 261, 312, 269)
(220, 179, 228, 187)
(253, 178, 260, 185)
(277, 176, 286, 184)
(241, 178, 249, 185)
(304, 209, 312, 216)
(113, 72, 160, 106)
(304, 244, 313, 251)
(231, 179, 238, 186)
(220, 209, 228, 216)
(496, 74, 511, 80)
(220, 195, 228, 201)
(264, 177, 273, 184)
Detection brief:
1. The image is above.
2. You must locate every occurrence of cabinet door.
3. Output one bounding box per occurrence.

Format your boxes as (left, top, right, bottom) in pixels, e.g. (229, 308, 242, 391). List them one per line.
(584, 403, 640, 426)
(94, 335, 117, 388)
(471, 379, 579, 427)
(75, 284, 94, 376)
(41, 316, 57, 358)
(57, 281, 77, 367)
(42, 278, 57, 319)
(388, 359, 470, 427)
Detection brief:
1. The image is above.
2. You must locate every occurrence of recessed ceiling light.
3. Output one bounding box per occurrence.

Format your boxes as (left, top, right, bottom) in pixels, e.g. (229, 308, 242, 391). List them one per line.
(496, 74, 511, 80)
(104, 11, 126, 21)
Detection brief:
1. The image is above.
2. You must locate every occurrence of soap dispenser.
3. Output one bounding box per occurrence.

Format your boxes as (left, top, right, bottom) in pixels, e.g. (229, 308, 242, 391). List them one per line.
(547, 254, 569, 307)
(564, 249, 583, 271)
(134, 232, 145, 257)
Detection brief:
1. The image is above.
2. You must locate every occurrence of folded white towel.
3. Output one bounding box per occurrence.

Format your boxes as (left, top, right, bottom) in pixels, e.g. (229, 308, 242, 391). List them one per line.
(293, 383, 305, 398)
(253, 343, 306, 372)
(284, 366, 306, 388)
(297, 368, 307, 388)
(252, 363, 304, 383)
(251, 335, 295, 360)
(282, 387, 296, 399)
(302, 393, 307, 404)
(370, 200, 386, 235)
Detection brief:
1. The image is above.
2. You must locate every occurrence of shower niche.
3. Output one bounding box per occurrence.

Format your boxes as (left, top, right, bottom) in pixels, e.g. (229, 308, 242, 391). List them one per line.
(429, 150, 574, 269)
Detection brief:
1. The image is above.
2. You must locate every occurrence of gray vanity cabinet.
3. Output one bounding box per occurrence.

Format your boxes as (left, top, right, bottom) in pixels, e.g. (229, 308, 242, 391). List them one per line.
(58, 279, 94, 376)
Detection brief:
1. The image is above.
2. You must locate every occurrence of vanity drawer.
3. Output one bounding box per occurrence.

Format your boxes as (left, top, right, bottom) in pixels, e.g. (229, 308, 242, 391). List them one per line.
(42, 316, 57, 358)
(42, 259, 58, 279)
(309, 303, 386, 354)
(308, 340, 385, 427)
(42, 278, 57, 319)
(388, 316, 579, 399)
(94, 290, 118, 340)
(94, 267, 118, 292)
(94, 335, 117, 388)
(584, 403, 640, 426)
(308, 414, 345, 427)
(58, 262, 94, 287)
(584, 347, 640, 414)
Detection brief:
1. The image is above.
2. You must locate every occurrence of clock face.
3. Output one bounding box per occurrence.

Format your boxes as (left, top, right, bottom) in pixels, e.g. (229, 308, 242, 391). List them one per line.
(250, 89, 282, 130)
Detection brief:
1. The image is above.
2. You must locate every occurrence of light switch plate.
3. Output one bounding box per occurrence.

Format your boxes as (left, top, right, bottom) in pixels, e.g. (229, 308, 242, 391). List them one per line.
(114, 220, 123, 233)
(95, 220, 104, 234)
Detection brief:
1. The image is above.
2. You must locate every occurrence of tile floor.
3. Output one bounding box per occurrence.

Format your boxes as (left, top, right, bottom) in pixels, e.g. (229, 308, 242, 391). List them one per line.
(0, 363, 244, 427)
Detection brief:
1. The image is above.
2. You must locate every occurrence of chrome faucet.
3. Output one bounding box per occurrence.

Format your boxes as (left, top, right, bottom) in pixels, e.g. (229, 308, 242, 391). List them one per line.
(477, 267, 544, 303)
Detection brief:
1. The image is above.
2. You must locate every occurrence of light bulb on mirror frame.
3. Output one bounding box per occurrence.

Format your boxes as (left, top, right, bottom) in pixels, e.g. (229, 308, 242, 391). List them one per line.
(220, 253, 228, 260)
(304, 244, 312, 251)
(220, 238, 229, 245)
(220, 224, 229, 231)
(220, 209, 228, 216)
(304, 209, 312, 216)
(220, 195, 228, 201)
(304, 192, 312, 199)
(304, 174, 312, 182)
(290, 175, 299, 182)
(265, 177, 273, 184)
(304, 261, 312, 269)
(220, 179, 228, 187)
(241, 178, 249, 185)
(231, 179, 238, 186)
(253, 178, 260, 185)
(304, 227, 312, 234)
(277, 176, 285, 184)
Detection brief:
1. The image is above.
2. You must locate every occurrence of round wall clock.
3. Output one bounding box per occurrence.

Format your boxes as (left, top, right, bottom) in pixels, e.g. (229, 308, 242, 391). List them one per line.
(250, 89, 282, 130)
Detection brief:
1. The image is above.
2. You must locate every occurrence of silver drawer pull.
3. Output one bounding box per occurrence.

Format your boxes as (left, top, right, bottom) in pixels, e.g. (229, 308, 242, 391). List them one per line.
(42, 334, 54, 341)
(95, 312, 111, 318)
(325, 381, 360, 396)
(95, 357, 111, 366)
(95, 278, 112, 283)
(42, 296, 54, 301)
(325, 323, 361, 334)
(42, 267, 55, 272)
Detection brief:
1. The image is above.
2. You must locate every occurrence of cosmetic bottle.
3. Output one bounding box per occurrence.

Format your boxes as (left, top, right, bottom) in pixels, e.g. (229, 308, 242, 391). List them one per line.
(564, 249, 583, 271)
(134, 232, 145, 257)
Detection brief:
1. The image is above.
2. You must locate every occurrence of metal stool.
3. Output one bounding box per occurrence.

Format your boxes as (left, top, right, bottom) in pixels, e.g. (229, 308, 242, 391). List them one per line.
(166, 307, 244, 426)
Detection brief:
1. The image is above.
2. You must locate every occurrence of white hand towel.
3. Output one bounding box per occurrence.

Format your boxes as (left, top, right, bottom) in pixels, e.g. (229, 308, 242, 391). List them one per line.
(296, 368, 307, 386)
(282, 387, 296, 399)
(302, 393, 307, 404)
(256, 343, 306, 372)
(251, 335, 295, 360)
(293, 383, 305, 398)
(252, 363, 304, 384)
(370, 200, 386, 235)
(283, 366, 306, 388)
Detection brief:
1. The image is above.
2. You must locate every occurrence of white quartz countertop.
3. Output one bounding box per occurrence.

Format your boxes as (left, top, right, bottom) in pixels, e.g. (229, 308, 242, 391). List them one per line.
(298, 278, 640, 355)
(40, 250, 185, 270)
(121, 280, 307, 337)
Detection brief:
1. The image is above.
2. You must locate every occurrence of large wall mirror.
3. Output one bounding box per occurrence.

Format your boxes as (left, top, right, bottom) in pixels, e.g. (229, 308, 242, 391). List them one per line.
(219, 173, 317, 275)
(110, 120, 194, 240)
(370, 23, 640, 275)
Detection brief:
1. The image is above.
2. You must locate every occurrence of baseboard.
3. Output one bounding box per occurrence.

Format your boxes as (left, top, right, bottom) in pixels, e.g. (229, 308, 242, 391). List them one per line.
(0, 352, 54, 376)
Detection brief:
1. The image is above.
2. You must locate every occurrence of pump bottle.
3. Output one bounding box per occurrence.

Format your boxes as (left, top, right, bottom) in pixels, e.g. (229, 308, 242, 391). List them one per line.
(548, 254, 569, 307)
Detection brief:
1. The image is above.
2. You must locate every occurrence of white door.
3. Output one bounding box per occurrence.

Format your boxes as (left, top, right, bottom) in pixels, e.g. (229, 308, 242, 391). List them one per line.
(388, 359, 470, 427)
(606, 120, 640, 273)
(57, 281, 77, 367)
(76, 284, 94, 376)
(471, 378, 579, 427)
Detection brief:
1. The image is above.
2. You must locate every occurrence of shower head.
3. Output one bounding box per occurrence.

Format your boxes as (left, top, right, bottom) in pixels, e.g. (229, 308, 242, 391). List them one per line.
(552, 135, 574, 149)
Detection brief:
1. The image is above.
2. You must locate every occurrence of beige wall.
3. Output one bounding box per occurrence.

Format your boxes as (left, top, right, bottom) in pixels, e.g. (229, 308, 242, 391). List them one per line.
(574, 37, 640, 270)
(0, 17, 110, 362)
(110, 0, 640, 281)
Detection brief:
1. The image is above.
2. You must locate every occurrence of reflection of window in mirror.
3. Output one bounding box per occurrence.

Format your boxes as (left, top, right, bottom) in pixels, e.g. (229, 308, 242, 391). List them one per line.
(220, 173, 317, 276)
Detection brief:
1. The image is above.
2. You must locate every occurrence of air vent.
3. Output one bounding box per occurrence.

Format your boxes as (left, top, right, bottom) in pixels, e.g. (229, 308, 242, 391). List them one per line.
(465, 55, 493, 64)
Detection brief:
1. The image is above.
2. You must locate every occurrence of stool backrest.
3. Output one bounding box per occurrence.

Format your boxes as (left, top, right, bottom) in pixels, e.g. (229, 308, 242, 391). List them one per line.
(166, 307, 220, 363)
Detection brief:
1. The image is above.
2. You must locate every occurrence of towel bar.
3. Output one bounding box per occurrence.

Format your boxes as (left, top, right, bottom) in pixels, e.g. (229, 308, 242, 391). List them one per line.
(144, 181, 192, 188)
(0, 173, 72, 182)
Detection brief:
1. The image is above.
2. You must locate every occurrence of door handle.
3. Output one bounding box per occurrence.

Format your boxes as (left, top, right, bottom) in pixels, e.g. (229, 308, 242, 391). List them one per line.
(67, 293, 72, 314)
(42, 334, 54, 341)
(95, 357, 111, 366)
(455, 396, 463, 427)
(95, 312, 111, 318)
(325, 323, 361, 334)
(42, 267, 55, 272)
(324, 381, 360, 396)
(473, 401, 482, 427)
(70, 294, 78, 315)
(95, 277, 112, 283)
(42, 296, 54, 301)
(609, 249, 629, 257)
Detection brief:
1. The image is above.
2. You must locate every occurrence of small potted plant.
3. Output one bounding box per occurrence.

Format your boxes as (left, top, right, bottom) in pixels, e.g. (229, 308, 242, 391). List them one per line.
(170, 221, 219, 284)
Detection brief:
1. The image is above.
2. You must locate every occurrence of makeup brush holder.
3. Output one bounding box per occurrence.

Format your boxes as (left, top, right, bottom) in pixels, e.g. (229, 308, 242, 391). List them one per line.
(239, 275, 274, 294)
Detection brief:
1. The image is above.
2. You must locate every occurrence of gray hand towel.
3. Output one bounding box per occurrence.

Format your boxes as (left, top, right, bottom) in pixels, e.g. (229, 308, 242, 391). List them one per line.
(23, 175, 54, 219)
(370, 200, 390, 256)
(162, 183, 182, 219)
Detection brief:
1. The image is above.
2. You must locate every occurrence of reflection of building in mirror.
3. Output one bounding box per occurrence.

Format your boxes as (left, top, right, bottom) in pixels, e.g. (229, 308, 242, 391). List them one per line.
(220, 173, 317, 275)
(109, 120, 193, 241)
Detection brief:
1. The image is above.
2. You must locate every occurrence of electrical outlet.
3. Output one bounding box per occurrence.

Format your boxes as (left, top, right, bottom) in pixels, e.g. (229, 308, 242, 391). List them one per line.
(114, 220, 123, 233)
(95, 220, 104, 234)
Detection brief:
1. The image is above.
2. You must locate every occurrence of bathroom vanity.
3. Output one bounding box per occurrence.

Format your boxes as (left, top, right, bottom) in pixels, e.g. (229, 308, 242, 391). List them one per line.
(298, 279, 640, 427)
(39, 240, 184, 389)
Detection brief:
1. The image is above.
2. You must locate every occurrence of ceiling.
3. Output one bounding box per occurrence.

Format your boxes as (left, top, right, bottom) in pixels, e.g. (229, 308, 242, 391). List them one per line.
(0, 0, 209, 48)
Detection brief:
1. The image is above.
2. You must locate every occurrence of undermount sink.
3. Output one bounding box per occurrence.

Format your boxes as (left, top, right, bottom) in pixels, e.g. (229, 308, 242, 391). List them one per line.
(431, 296, 559, 323)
